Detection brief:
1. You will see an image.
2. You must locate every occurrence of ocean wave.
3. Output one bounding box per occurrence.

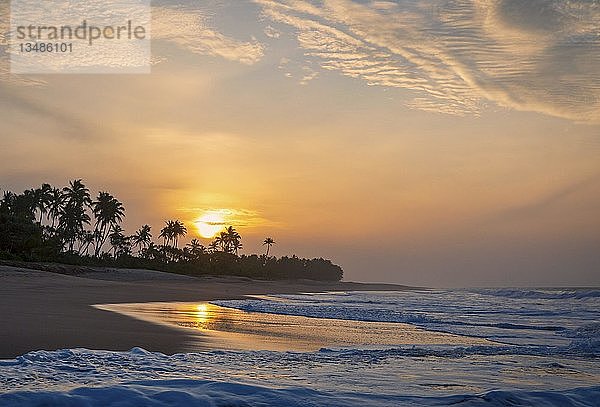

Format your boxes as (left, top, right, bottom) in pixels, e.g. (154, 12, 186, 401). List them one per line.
(213, 289, 600, 351)
(212, 298, 441, 324)
(2, 346, 599, 406)
(473, 288, 600, 300)
(318, 341, 600, 360)
(0, 379, 598, 407)
(212, 300, 568, 333)
(561, 323, 600, 355)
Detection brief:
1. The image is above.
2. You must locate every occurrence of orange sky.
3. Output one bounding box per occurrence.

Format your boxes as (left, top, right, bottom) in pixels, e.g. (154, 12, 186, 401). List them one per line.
(1, 0, 599, 286)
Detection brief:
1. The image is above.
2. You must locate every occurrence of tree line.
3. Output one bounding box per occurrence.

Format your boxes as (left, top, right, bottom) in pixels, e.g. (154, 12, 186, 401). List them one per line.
(0, 180, 343, 281)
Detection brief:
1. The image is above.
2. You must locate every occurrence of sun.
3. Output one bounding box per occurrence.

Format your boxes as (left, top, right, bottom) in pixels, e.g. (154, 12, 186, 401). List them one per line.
(194, 211, 226, 239)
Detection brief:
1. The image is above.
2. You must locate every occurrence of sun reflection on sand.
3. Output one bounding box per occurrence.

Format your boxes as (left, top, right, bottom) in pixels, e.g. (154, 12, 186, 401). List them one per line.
(171, 303, 216, 331)
(195, 304, 210, 326)
(196, 303, 208, 317)
(95, 301, 494, 352)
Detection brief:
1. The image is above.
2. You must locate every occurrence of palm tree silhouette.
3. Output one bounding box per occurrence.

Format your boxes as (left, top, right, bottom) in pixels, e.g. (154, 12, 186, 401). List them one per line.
(186, 239, 206, 260)
(1, 191, 15, 213)
(263, 237, 275, 257)
(22, 189, 38, 218)
(47, 187, 64, 229)
(58, 203, 90, 252)
(140, 242, 159, 260)
(63, 179, 92, 207)
(131, 224, 152, 254)
(159, 220, 187, 248)
(232, 239, 243, 255)
(1, 181, 346, 282)
(159, 221, 174, 247)
(172, 220, 187, 248)
(109, 225, 130, 258)
(214, 232, 226, 252)
(224, 226, 242, 254)
(207, 240, 219, 253)
(32, 183, 52, 224)
(92, 192, 125, 256)
(79, 231, 95, 256)
(58, 180, 92, 252)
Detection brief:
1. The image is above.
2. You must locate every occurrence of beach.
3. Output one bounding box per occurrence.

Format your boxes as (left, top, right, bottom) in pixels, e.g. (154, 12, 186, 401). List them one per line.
(1, 267, 598, 405)
(0, 264, 405, 358)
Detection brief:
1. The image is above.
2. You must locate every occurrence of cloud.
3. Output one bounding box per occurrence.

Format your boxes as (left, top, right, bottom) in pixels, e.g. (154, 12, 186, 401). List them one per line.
(255, 0, 600, 121)
(152, 5, 264, 65)
(264, 25, 281, 38)
(300, 66, 319, 85)
(0, 1, 264, 82)
(3, 0, 152, 74)
(0, 1, 46, 85)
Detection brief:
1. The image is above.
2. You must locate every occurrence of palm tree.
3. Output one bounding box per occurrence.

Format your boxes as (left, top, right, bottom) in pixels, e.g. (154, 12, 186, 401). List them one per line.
(1, 191, 15, 212)
(33, 183, 52, 224)
(63, 179, 92, 208)
(224, 226, 241, 254)
(78, 231, 96, 256)
(159, 221, 175, 247)
(47, 187, 64, 229)
(59, 179, 92, 252)
(92, 192, 125, 256)
(214, 231, 228, 252)
(22, 189, 38, 216)
(207, 240, 219, 253)
(131, 224, 152, 254)
(232, 239, 243, 255)
(186, 239, 206, 260)
(58, 202, 90, 252)
(109, 225, 130, 258)
(140, 242, 160, 260)
(171, 220, 187, 248)
(263, 237, 275, 257)
(2, 190, 36, 221)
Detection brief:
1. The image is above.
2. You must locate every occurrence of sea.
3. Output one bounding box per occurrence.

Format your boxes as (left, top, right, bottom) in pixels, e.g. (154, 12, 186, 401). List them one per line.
(1, 288, 599, 406)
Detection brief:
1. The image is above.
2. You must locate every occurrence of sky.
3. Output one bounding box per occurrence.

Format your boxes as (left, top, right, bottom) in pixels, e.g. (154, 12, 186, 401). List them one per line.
(1, 0, 599, 287)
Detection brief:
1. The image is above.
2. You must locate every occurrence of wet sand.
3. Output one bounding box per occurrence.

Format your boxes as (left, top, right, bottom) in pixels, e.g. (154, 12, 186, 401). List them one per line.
(0, 265, 408, 358)
(96, 301, 492, 352)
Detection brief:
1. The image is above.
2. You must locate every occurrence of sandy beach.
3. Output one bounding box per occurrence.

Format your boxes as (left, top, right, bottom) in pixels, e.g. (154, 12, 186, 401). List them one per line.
(0, 264, 406, 358)
(2, 265, 598, 406)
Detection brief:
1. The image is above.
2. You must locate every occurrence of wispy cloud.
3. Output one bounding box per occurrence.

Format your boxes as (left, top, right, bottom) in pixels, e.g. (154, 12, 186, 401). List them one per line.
(0, 2, 264, 83)
(264, 25, 281, 39)
(256, 0, 600, 121)
(0, 2, 45, 85)
(152, 5, 264, 65)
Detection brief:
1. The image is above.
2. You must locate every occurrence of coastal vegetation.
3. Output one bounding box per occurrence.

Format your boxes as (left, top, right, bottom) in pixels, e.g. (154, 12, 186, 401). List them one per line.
(0, 180, 343, 281)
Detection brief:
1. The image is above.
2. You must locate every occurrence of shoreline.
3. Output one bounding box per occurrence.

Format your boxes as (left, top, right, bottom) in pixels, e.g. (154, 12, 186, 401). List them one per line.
(0, 264, 411, 358)
(95, 300, 492, 352)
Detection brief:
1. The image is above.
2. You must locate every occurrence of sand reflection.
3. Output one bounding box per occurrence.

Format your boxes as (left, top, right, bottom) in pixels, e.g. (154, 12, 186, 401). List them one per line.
(95, 301, 492, 352)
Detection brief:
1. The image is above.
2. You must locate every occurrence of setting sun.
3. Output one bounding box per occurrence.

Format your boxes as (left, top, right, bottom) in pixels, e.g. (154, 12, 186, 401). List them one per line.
(194, 211, 227, 238)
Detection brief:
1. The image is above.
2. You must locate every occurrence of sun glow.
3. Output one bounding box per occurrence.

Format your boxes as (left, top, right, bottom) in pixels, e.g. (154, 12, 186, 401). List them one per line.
(196, 303, 209, 320)
(194, 210, 227, 238)
(192, 303, 214, 330)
